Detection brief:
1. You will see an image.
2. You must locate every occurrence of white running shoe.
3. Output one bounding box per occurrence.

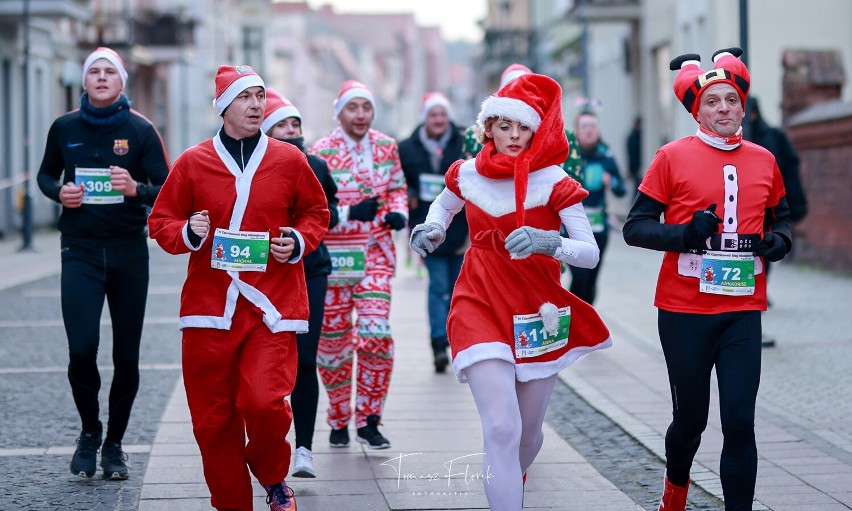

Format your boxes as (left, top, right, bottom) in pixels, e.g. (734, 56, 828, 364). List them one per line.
(292, 446, 316, 478)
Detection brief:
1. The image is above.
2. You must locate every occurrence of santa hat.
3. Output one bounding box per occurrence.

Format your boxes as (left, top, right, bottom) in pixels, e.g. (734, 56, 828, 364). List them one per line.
(333, 80, 375, 120)
(476, 73, 569, 227)
(82, 47, 128, 88)
(499, 63, 532, 89)
(670, 47, 750, 118)
(420, 92, 454, 122)
(213, 65, 265, 115)
(261, 88, 302, 134)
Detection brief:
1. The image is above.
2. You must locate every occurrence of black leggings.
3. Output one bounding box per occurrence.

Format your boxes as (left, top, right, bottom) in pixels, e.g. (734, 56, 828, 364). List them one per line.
(61, 236, 149, 445)
(291, 274, 328, 450)
(658, 309, 762, 511)
(569, 230, 608, 304)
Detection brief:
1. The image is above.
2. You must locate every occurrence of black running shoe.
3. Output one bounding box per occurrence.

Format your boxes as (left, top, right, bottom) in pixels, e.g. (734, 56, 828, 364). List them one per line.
(100, 441, 129, 480)
(329, 427, 350, 448)
(356, 415, 390, 449)
(70, 431, 101, 478)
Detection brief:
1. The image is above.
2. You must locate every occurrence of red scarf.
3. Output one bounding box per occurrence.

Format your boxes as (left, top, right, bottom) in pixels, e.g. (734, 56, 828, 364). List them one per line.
(475, 131, 568, 227)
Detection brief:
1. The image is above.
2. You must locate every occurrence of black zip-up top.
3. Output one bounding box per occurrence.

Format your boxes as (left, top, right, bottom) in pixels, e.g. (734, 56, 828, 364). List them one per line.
(219, 127, 261, 171)
(37, 93, 170, 245)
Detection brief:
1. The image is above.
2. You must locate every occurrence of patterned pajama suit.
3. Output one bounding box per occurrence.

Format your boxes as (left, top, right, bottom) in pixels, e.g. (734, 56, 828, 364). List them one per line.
(309, 127, 407, 429)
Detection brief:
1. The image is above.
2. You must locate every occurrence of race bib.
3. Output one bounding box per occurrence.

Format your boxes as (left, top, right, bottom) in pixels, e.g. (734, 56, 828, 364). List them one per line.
(513, 307, 571, 359)
(418, 173, 446, 202)
(585, 206, 606, 233)
(329, 245, 367, 279)
(75, 167, 124, 204)
(210, 229, 269, 272)
(699, 251, 755, 296)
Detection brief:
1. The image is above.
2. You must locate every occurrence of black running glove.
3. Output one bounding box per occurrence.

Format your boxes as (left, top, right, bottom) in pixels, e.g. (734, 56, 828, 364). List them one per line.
(348, 196, 379, 222)
(683, 203, 722, 250)
(383, 212, 406, 231)
(755, 232, 786, 262)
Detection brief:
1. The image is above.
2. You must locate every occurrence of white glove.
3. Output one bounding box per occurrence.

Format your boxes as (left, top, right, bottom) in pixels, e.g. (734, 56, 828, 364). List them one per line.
(505, 226, 561, 259)
(410, 222, 446, 257)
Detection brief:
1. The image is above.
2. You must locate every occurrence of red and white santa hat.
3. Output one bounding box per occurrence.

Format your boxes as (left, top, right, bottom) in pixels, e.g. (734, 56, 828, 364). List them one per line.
(670, 47, 750, 119)
(213, 65, 265, 115)
(261, 88, 302, 134)
(333, 80, 375, 120)
(477, 77, 545, 133)
(420, 92, 454, 122)
(476, 73, 569, 227)
(82, 47, 128, 88)
(499, 63, 532, 89)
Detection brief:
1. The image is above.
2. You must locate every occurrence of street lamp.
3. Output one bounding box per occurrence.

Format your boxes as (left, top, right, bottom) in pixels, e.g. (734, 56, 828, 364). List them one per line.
(20, 0, 34, 251)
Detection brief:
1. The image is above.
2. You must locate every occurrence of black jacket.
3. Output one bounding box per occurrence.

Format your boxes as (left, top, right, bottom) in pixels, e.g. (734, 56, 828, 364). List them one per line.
(37, 106, 170, 245)
(277, 137, 339, 278)
(399, 123, 468, 256)
(747, 117, 808, 222)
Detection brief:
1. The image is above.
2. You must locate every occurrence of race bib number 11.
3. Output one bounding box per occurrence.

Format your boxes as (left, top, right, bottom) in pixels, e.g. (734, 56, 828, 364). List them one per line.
(76, 167, 124, 204)
(513, 307, 571, 359)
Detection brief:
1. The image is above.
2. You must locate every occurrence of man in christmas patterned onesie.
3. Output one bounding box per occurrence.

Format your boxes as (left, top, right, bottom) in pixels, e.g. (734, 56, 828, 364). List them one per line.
(309, 80, 407, 450)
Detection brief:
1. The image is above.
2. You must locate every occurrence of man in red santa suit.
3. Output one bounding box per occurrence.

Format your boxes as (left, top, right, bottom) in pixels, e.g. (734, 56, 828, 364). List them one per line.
(623, 48, 792, 511)
(148, 65, 329, 511)
(309, 80, 407, 450)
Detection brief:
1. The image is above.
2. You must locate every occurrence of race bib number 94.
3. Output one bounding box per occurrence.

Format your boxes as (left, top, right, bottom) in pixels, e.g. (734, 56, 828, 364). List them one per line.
(211, 229, 269, 272)
(76, 167, 124, 204)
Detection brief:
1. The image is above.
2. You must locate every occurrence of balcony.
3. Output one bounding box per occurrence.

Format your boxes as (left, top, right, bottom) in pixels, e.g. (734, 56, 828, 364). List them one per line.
(0, 0, 90, 21)
(568, 0, 641, 22)
(132, 10, 194, 47)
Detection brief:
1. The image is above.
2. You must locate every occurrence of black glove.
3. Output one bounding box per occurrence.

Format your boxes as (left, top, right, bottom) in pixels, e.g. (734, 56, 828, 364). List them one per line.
(348, 196, 379, 222)
(683, 203, 722, 250)
(755, 232, 786, 262)
(383, 212, 406, 231)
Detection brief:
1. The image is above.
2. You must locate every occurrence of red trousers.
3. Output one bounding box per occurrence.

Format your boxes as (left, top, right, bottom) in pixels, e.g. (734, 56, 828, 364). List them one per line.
(182, 297, 297, 511)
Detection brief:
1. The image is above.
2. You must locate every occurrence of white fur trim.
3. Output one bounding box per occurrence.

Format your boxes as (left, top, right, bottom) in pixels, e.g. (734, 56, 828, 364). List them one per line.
(514, 337, 612, 382)
(456, 159, 566, 217)
(333, 87, 375, 119)
(452, 337, 614, 383)
(681, 59, 701, 69)
(499, 69, 528, 88)
(712, 52, 733, 63)
(214, 74, 265, 115)
(477, 96, 541, 132)
(286, 228, 305, 264)
(261, 105, 301, 133)
(83, 50, 127, 87)
(453, 342, 515, 383)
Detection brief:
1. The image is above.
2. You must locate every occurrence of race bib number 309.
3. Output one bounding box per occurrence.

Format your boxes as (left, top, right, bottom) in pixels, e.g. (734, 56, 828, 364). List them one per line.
(76, 167, 124, 204)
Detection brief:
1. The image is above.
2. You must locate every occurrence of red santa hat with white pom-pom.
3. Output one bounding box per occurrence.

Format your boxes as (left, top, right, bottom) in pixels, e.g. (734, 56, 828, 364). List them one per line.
(420, 92, 455, 122)
(333, 80, 375, 120)
(261, 88, 302, 134)
(670, 47, 750, 119)
(499, 63, 532, 89)
(213, 65, 265, 116)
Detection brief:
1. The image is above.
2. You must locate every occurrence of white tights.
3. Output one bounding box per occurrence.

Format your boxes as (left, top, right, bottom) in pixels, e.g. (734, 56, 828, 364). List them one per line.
(464, 359, 558, 511)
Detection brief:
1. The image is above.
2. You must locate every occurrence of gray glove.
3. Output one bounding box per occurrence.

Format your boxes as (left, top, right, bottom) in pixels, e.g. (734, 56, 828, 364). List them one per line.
(505, 226, 562, 258)
(410, 222, 446, 257)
